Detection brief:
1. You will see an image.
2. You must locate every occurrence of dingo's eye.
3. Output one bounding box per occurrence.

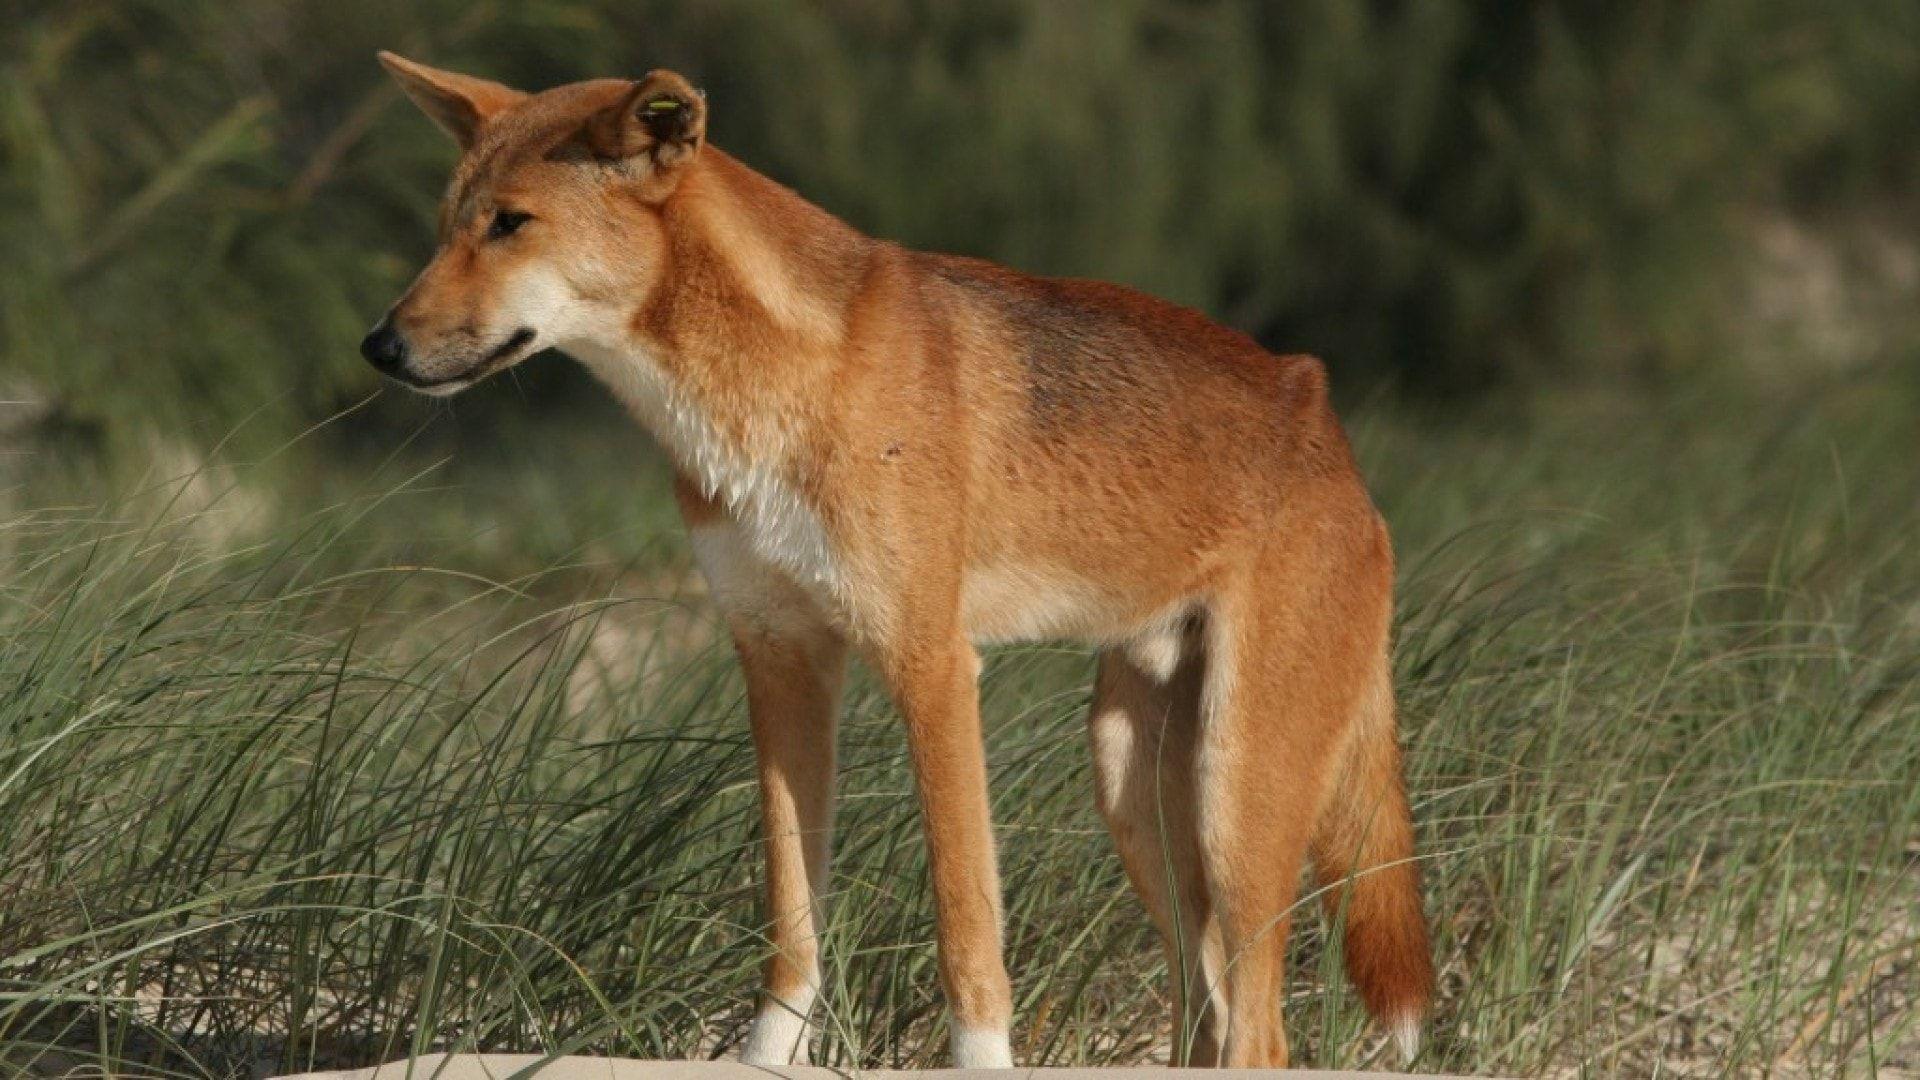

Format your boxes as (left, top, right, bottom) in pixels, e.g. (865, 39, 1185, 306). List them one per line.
(487, 210, 532, 240)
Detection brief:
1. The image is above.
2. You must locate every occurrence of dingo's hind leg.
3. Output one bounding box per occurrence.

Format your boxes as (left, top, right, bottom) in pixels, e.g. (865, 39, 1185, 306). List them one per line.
(1196, 518, 1398, 1067)
(1088, 616, 1227, 1066)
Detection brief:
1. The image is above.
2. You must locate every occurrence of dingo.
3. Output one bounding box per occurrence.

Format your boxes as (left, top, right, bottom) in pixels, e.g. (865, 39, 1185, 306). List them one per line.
(364, 54, 1433, 1069)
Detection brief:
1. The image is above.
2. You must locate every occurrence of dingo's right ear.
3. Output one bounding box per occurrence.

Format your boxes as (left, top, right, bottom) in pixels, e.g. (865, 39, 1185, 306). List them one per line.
(573, 70, 707, 200)
(378, 51, 524, 150)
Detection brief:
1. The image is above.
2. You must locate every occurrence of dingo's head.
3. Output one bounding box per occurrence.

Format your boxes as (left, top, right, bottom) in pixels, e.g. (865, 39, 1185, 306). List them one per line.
(361, 53, 705, 395)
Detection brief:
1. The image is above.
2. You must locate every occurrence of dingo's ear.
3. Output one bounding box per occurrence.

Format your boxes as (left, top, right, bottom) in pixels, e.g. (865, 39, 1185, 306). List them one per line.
(378, 51, 524, 150)
(575, 70, 706, 198)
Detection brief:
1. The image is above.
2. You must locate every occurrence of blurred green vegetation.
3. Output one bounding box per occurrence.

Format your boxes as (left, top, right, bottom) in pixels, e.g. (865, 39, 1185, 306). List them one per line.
(2, 0, 1917, 469)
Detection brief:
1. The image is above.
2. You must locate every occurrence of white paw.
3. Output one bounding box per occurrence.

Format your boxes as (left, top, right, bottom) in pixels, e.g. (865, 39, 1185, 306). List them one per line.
(740, 999, 812, 1066)
(950, 1024, 1013, 1068)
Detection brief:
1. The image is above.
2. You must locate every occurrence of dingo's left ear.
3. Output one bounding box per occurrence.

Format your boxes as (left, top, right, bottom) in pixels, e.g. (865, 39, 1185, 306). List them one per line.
(576, 70, 706, 197)
(378, 51, 524, 150)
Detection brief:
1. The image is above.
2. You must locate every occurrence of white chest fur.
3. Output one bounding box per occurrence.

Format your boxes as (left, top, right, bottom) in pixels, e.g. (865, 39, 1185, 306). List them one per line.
(564, 339, 841, 597)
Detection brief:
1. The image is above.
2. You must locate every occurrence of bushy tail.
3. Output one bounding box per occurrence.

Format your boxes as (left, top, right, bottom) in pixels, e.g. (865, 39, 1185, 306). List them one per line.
(1311, 664, 1435, 1062)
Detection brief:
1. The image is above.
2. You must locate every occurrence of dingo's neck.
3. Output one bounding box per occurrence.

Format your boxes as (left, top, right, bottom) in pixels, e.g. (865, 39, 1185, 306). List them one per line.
(558, 153, 876, 590)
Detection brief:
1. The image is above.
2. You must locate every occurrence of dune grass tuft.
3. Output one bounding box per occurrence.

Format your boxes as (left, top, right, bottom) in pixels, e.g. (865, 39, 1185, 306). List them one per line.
(2, 375, 1916, 1077)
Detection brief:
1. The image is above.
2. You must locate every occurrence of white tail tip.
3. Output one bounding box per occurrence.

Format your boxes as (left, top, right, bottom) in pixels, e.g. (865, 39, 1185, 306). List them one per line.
(1392, 1014, 1423, 1064)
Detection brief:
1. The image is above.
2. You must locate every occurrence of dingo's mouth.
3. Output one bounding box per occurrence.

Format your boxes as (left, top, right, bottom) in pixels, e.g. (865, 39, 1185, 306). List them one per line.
(399, 327, 536, 395)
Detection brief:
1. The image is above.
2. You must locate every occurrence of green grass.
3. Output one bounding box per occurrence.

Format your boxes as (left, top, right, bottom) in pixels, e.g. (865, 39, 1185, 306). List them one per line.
(1, 370, 1917, 1078)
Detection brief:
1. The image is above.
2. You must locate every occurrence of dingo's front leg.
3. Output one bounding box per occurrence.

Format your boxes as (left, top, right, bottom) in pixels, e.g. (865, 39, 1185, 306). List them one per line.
(734, 618, 845, 1065)
(686, 511, 847, 1066)
(874, 627, 1013, 1068)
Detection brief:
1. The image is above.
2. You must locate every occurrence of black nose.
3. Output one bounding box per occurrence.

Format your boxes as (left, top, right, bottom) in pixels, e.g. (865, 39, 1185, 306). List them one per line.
(360, 318, 409, 373)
